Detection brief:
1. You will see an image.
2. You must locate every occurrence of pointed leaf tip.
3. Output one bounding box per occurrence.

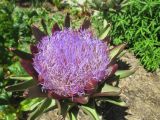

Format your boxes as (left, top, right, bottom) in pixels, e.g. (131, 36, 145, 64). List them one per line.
(31, 25, 46, 41)
(64, 13, 70, 28)
(92, 84, 121, 97)
(115, 69, 136, 79)
(52, 23, 61, 34)
(103, 99, 128, 107)
(81, 18, 91, 30)
(99, 24, 111, 40)
(102, 36, 111, 45)
(30, 45, 38, 54)
(109, 44, 127, 61)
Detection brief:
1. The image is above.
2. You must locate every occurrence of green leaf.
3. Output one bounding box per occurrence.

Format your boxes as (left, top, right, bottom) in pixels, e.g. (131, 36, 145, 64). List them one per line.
(117, 51, 126, 58)
(103, 99, 127, 107)
(43, 99, 56, 113)
(57, 100, 75, 118)
(41, 19, 48, 34)
(8, 76, 32, 81)
(28, 98, 53, 120)
(115, 69, 136, 79)
(109, 44, 126, 61)
(8, 62, 28, 76)
(92, 84, 121, 97)
(5, 79, 36, 92)
(101, 84, 121, 93)
(99, 24, 111, 40)
(68, 111, 77, 120)
(68, 108, 78, 120)
(79, 101, 100, 120)
(20, 98, 43, 111)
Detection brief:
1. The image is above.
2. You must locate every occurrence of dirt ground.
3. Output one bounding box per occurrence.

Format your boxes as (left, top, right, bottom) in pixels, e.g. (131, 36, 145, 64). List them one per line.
(38, 51, 160, 120)
(102, 51, 160, 120)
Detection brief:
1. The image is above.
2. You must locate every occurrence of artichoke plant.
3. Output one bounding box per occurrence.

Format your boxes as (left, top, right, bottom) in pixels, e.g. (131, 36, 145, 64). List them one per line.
(6, 14, 135, 120)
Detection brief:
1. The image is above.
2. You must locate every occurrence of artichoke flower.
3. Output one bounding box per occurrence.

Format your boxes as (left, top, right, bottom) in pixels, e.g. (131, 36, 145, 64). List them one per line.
(6, 14, 135, 120)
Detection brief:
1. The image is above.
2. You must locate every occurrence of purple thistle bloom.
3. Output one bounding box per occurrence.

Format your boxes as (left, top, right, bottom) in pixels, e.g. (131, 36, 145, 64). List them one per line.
(33, 29, 110, 97)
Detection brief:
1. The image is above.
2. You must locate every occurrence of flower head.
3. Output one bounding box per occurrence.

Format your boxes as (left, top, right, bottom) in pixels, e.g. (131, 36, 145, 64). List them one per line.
(33, 29, 110, 97)
(8, 14, 128, 103)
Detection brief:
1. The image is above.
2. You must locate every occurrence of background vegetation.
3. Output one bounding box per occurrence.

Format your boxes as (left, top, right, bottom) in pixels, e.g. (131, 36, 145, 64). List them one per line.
(0, 0, 159, 119)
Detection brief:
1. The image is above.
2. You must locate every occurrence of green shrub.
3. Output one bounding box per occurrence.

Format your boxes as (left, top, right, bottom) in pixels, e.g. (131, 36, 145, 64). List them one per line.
(103, 0, 160, 71)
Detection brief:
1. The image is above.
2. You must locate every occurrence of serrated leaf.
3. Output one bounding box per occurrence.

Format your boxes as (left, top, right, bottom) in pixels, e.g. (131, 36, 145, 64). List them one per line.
(28, 98, 52, 120)
(109, 44, 126, 61)
(115, 69, 136, 79)
(5, 80, 36, 92)
(20, 98, 43, 111)
(99, 24, 111, 40)
(79, 101, 100, 120)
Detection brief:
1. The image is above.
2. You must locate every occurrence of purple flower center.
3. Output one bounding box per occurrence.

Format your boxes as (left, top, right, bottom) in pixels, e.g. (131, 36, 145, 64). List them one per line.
(33, 29, 110, 97)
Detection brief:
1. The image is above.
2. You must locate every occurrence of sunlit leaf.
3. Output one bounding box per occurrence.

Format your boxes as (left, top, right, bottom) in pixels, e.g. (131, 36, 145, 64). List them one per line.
(109, 44, 126, 61)
(68, 107, 78, 120)
(99, 24, 111, 40)
(20, 98, 43, 111)
(92, 84, 121, 97)
(8, 76, 32, 81)
(103, 99, 127, 107)
(115, 69, 136, 79)
(28, 98, 53, 120)
(79, 100, 100, 120)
